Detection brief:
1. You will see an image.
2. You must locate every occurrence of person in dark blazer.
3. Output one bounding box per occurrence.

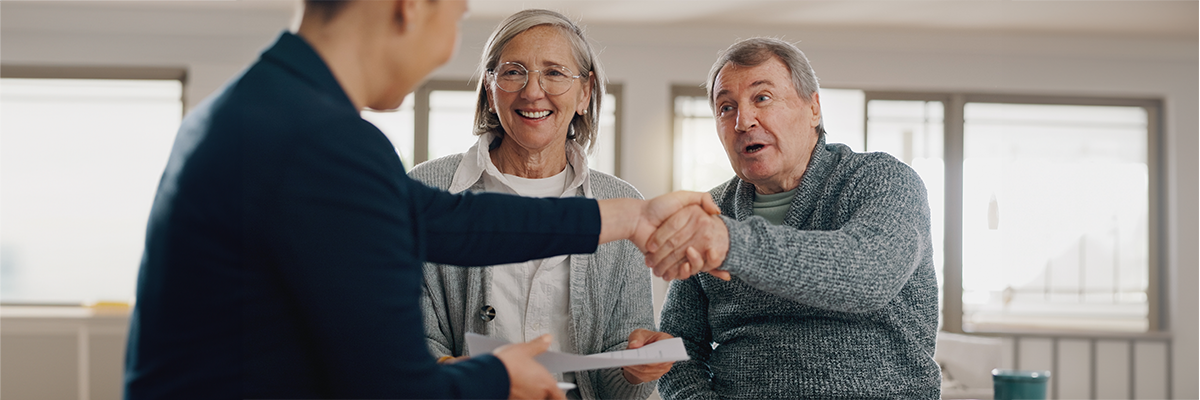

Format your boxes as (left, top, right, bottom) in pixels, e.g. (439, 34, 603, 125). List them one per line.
(122, 1, 715, 399)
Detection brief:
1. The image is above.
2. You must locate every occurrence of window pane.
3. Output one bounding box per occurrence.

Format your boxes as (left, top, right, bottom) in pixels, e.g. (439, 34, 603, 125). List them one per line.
(866, 99, 946, 327)
(674, 95, 734, 192)
(427, 90, 478, 161)
(361, 93, 415, 168)
(587, 93, 617, 176)
(1, 78, 182, 304)
(961, 102, 1149, 332)
(820, 88, 865, 151)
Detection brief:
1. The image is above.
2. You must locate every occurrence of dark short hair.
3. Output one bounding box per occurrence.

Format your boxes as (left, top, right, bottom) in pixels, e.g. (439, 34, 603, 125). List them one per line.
(707, 37, 825, 135)
(303, 0, 350, 22)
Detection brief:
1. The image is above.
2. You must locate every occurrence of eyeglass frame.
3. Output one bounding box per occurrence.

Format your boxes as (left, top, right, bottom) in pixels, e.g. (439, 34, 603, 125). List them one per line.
(487, 61, 588, 96)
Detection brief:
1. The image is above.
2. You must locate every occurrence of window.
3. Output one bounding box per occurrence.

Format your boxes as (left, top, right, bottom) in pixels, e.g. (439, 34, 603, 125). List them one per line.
(958, 101, 1152, 333)
(672, 86, 731, 192)
(591, 85, 621, 177)
(365, 81, 622, 176)
(671, 87, 1162, 333)
(1, 70, 185, 305)
(427, 89, 480, 161)
(360, 93, 416, 167)
(866, 93, 1160, 333)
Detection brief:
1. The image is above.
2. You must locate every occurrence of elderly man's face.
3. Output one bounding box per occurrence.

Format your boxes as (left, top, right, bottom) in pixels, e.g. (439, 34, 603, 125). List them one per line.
(712, 57, 821, 195)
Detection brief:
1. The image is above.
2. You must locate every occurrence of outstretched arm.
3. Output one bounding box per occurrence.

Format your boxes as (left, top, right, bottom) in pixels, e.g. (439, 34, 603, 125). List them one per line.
(645, 162, 932, 312)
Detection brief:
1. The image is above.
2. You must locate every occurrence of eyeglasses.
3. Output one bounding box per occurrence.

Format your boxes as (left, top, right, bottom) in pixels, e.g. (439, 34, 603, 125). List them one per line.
(488, 62, 585, 96)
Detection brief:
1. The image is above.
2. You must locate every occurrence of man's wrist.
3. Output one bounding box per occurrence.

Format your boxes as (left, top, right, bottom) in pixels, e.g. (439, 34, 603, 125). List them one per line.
(598, 198, 638, 245)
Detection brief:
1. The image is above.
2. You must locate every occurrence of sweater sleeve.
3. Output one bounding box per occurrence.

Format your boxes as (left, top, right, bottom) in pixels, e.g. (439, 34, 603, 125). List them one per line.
(719, 161, 932, 313)
(657, 278, 721, 400)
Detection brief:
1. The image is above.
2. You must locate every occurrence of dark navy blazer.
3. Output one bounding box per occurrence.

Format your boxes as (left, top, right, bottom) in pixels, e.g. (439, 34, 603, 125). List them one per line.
(124, 32, 601, 399)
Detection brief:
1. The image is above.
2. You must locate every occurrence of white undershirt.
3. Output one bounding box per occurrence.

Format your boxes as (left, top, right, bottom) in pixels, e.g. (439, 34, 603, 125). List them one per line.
(482, 162, 577, 382)
(448, 133, 592, 388)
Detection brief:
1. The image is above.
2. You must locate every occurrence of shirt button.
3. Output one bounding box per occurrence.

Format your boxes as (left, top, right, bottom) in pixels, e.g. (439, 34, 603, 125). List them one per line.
(479, 305, 495, 322)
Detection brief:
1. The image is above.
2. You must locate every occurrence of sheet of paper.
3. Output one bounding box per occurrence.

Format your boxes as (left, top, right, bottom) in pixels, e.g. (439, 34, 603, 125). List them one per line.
(465, 332, 689, 373)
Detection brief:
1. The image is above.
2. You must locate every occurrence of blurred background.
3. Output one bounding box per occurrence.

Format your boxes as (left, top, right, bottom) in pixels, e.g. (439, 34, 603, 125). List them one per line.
(1, 1, 1196, 399)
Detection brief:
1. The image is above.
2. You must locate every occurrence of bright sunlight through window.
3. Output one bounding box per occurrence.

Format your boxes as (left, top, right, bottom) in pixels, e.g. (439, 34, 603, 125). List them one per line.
(1, 78, 182, 304)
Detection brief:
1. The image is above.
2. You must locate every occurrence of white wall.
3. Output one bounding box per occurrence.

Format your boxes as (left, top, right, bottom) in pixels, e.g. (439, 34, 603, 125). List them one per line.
(2, 2, 1195, 398)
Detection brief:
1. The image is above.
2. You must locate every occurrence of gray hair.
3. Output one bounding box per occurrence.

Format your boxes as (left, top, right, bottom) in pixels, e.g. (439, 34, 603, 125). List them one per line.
(706, 37, 825, 135)
(473, 9, 606, 152)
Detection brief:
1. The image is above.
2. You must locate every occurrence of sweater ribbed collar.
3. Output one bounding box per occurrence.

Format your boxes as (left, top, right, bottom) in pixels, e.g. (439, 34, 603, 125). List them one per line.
(732, 134, 832, 228)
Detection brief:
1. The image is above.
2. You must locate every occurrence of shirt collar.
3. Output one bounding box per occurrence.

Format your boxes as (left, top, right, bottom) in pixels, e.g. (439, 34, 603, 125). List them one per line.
(449, 132, 592, 197)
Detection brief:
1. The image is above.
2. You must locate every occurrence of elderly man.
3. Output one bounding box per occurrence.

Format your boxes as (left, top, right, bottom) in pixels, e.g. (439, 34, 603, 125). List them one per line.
(648, 38, 941, 399)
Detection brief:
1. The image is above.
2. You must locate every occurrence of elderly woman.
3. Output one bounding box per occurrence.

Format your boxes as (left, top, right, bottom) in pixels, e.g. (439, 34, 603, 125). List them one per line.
(409, 9, 671, 400)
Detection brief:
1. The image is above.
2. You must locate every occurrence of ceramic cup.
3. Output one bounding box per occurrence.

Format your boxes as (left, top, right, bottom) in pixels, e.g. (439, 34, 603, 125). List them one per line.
(992, 369, 1050, 400)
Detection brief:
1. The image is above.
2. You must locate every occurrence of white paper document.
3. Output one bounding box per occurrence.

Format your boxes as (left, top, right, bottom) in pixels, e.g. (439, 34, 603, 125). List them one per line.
(465, 332, 689, 373)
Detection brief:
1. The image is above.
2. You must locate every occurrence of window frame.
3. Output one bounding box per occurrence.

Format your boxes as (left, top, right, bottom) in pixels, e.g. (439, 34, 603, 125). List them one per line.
(1, 64, 188, 110)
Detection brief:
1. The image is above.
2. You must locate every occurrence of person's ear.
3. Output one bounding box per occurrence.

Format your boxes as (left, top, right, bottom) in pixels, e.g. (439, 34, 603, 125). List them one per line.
(808, 91, 821, 129)
(390, 0, 417, 33)
(485, 83, 497, 114)
(577, 72, 594, 115)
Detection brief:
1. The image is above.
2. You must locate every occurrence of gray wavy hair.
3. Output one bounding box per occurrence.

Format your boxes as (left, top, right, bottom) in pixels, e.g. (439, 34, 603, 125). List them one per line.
(473, 9, 606, 152)
(706, 37, 825, 135)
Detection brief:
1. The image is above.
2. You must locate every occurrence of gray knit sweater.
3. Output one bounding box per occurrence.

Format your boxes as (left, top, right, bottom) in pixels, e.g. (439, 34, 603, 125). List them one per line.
(409, 154, 656, 400)
(658, 137, 941, 399)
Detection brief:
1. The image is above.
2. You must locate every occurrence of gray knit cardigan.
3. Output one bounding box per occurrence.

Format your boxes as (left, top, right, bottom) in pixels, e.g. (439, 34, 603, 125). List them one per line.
(409, 154, 656, 400)
(658, 137, 941, 399)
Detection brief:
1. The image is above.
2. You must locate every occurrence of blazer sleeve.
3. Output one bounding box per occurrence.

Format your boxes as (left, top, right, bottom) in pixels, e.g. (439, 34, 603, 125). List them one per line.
(408, 184, 602, 266)
(265, 116, 605, 398)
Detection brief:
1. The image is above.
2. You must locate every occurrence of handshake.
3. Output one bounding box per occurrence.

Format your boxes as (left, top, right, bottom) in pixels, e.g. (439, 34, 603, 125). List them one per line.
(599, 191, 731, 281)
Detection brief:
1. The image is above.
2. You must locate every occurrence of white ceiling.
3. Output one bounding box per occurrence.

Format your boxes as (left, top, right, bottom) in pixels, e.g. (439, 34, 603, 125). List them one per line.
(3, 0, 1196, 39)
(465, 0, 1197, 38)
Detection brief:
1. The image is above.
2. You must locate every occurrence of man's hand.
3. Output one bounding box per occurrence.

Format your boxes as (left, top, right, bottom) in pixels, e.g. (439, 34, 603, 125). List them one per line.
(644, 205, 730, 281)
(621, 329, 675, 384)
(493, 334, 565, 400)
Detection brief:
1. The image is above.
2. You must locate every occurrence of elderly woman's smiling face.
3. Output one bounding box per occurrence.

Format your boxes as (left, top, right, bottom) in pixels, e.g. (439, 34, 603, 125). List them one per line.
(487, 25, 591, 156)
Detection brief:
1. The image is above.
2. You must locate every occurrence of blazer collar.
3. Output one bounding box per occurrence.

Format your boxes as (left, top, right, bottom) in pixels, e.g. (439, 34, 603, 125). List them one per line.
(259, 31, 356, 114)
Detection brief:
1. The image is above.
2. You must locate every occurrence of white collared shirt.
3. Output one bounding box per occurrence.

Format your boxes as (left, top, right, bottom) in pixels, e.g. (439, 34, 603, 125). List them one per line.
(447, 132, 592, 377)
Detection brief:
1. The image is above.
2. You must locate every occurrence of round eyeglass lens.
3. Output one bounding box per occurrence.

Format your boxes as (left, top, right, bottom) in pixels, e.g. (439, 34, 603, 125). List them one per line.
(493, 63, 578, 96)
